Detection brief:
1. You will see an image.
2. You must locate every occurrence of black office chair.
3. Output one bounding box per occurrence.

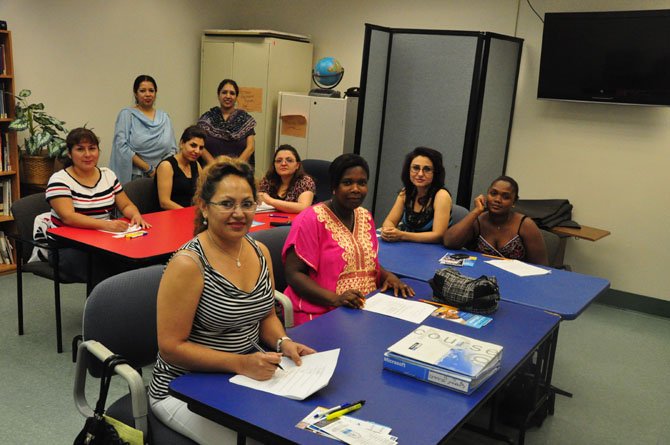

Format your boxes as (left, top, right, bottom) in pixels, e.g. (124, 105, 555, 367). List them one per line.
(123, 177, 161, 214)
(9, 192, 87, 353)
(301, 159, 332, 203)
(73, 265, 196, 445)
(250, 226, 294, 327)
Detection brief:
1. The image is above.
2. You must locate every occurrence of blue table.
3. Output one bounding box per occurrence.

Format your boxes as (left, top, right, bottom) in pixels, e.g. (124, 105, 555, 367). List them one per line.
(169, 279, 560, 444)
(379, 241, 610, 320)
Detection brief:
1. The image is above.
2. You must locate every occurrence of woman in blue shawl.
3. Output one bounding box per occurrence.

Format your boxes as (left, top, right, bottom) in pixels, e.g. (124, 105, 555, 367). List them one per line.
(110, 75, 177, 183)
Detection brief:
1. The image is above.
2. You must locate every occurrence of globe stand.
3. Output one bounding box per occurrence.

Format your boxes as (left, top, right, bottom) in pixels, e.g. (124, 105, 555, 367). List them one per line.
(308, 88, 341, 98)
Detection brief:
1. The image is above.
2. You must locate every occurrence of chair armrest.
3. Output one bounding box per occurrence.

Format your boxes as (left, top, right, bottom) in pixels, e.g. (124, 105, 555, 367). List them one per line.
(73, 340, 149, 437)
(274, 290, 294, 328)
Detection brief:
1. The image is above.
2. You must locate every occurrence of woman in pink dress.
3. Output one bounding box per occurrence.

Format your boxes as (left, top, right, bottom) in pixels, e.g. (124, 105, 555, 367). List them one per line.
(282, 153, 414, 326)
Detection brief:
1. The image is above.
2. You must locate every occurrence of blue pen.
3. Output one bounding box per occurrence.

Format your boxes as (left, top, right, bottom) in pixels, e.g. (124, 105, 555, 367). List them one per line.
(269, 214, 289, 219)
(314, 400, 365, 418)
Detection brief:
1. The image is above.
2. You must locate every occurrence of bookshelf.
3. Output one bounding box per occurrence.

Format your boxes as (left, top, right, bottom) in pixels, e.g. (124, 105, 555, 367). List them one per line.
(0, 30, 20, 273)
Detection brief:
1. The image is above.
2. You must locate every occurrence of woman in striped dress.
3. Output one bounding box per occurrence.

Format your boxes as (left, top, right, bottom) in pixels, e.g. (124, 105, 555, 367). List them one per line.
(149, 157, 314, 444)
(46, 127, 150, 283)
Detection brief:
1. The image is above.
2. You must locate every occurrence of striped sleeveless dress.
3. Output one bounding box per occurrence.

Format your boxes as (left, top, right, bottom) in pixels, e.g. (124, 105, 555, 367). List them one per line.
(149, 235, 274, 400)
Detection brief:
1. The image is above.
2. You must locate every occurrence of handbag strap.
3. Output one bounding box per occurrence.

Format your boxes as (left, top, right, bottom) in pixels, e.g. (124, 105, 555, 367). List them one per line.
(93, 354, 128, 416)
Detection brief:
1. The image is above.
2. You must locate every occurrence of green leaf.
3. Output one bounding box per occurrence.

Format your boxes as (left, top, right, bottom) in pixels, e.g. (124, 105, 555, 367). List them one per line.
(25, 138, 37, 155)
(8, 119, 29, 131)
(32, 131, 53, 149)
(28, 103, 45, 111)
(17, 89, 31, 98)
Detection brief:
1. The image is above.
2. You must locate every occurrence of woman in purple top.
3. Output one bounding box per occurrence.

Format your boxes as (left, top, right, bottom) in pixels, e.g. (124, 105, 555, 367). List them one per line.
(443, 176, 548, 266)
(197, 79, 256, 166)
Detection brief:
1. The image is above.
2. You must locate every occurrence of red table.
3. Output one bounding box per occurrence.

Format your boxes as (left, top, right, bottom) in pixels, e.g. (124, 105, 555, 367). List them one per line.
(47, 207, 294, 264)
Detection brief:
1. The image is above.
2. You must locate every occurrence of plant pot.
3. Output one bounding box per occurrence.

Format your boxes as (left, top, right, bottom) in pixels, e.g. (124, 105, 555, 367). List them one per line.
(21, 155, 56, 185)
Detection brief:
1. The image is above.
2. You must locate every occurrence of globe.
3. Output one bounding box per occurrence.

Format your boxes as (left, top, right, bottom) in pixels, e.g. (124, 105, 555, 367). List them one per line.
(312, 57, 344, 89)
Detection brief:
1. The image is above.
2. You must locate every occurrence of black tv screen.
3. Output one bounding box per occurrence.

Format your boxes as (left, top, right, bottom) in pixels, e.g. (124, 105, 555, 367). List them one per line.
(538, 10, 670, 106)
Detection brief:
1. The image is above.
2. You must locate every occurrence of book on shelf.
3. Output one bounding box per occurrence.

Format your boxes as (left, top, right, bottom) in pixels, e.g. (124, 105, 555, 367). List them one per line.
(0, 230, 12, 264)
(383, 324, 502, 394)
(0, 178, 11, 216)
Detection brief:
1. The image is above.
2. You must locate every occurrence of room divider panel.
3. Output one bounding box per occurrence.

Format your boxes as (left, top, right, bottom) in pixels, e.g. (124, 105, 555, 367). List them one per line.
(355, 24, 523, 222)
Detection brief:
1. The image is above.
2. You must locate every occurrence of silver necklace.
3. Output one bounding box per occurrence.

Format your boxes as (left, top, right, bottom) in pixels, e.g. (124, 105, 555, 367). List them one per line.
(206, 230, 243, 267)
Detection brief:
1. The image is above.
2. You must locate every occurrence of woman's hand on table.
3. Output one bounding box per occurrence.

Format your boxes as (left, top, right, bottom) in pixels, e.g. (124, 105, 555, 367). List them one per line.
(240, 352, 283, 381)
(380, 227, 404, 242)
(280, 340, 316, 366)
(104, 220, 130, 232)
(130, 214, 152, 229)
(337, 289, 366, 309)
(257, 192, 274, 207)
(380, 273, 415, 298)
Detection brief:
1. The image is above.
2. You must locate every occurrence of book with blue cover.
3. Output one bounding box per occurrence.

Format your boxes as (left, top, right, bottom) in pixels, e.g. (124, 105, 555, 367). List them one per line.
(386, 325, 503, 379)
(383, 351, 501, 394)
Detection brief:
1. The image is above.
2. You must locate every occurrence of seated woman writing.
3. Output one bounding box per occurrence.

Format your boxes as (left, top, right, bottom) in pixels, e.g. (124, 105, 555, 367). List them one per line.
(149, 157, 314, 444)
(257, 144, 315, 213)
(381, 147, 452, 243)
(283, 153, 414, 326)
(443, 175, 548, 266)
(155, 125, 205, 209)
(46, 127, 150, 282)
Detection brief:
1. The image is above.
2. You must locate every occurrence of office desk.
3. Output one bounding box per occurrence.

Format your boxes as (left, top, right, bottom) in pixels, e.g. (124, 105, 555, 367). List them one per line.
(170, 280, 560, 445)
(379, 241, 610, 320)
(47, 207, 294, 264)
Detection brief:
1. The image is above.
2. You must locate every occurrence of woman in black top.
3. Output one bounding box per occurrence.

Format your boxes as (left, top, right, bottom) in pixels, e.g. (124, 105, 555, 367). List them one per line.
(381, 147, 452, 243)
(156, 126, 205, 209)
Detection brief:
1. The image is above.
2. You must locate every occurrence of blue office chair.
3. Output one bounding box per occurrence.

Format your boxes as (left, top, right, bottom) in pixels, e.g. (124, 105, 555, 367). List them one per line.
(73, 265, 196, 445)
(301, 159, 332, 203)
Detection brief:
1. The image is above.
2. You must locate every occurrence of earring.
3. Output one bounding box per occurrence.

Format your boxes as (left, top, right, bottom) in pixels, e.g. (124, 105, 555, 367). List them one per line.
(203, 218, 208, 226)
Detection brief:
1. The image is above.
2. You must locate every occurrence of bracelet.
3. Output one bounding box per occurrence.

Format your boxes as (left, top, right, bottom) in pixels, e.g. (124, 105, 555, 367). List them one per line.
(144, 165, 155, 175)
(276, 336, 292, 353)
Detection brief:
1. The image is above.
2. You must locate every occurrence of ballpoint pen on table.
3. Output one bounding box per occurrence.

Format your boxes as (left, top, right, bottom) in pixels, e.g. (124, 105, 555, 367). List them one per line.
(313, 400, 366, 418)
(125, 231, 148, 239)
(324, 401, 366, 421)
(269, 214, 289, 218)
(247, 337, 284, 370)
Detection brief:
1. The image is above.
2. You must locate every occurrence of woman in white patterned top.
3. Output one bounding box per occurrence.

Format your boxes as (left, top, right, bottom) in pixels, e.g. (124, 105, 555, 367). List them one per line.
(149, 156, 314, 444)
(46, 127, 150, 282)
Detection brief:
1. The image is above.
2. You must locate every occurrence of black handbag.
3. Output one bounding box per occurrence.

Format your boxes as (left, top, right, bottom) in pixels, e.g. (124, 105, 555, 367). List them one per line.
(428, 267, 500, 314)
(74, 355, 130, 445)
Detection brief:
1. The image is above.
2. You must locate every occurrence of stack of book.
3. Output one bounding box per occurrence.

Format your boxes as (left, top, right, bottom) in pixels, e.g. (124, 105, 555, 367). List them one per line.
(383, 325, 502, 394)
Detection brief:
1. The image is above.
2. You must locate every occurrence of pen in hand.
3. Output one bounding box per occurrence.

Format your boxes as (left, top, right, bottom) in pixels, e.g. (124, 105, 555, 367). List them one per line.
(247, 337, 284, 370)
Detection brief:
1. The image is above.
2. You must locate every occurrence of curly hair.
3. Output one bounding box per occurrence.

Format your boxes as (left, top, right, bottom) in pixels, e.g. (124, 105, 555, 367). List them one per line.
(400, 147, 446, 207)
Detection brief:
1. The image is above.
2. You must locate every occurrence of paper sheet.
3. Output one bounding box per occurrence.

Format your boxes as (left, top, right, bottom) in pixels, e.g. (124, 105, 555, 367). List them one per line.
(256, 202, 275, 212)
(229, 349, 340, 400)
(485, 259, 550, 277)
(98, 224, 143, 237)
(364, 293, 436, 324)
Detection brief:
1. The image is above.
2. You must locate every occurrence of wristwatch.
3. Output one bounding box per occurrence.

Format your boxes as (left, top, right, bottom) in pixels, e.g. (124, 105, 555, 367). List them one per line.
(276, 336, 292, 352)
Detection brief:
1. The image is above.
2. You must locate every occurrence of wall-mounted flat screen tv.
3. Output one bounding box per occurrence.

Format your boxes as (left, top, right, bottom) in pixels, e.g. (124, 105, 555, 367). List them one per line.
(538, 10, 670, 106)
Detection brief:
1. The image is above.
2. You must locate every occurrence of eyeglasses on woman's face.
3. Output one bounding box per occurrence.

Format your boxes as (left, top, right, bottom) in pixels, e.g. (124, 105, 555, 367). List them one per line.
(410, 164, 433, 174)
(207, 199, 257, 213)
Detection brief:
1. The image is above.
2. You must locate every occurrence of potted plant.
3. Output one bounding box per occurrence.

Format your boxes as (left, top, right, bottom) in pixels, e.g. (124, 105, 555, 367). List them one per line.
(8, 89, 68, 185)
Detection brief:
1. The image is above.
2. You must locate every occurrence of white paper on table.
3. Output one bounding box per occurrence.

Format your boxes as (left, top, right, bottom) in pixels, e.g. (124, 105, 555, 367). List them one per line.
(485, 259, 550, 277)
(230, 349, 340, 400)
(98, 224, 143, 237)
(319, 416, 398, 445)
(364, 293, 436, 324)
(256, 202, 275, 212)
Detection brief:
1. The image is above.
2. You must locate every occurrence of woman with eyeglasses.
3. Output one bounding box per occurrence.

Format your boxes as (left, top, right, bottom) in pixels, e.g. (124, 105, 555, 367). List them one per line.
(444, 175, 548, 265)
(257, 145, 315, 213)
(283, 153, 413, 326)
(380, 147, 452, 243)
(150, 156, 314, 444)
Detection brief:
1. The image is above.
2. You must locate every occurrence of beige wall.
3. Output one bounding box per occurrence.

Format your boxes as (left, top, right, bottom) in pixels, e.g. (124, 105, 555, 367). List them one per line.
(2, 0, 668, 300)
(0, 0, 229, 166)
